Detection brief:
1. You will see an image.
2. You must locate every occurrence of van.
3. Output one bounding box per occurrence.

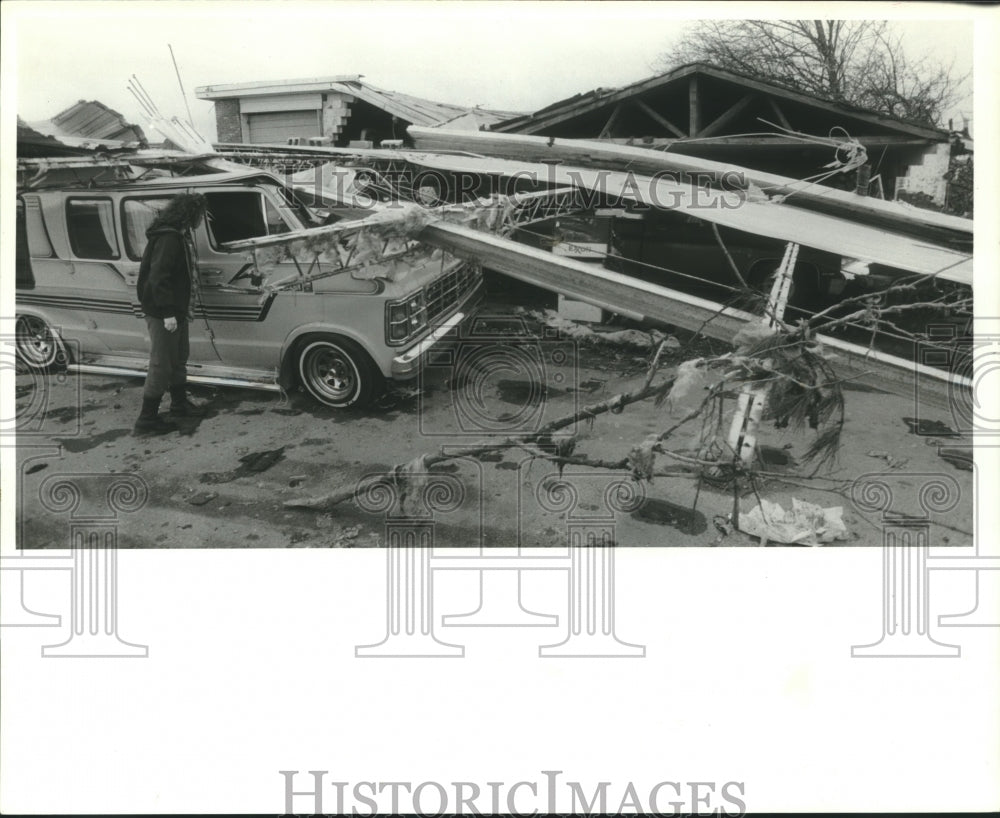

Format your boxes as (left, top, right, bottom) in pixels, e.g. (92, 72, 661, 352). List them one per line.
(15, 164, 483, 407)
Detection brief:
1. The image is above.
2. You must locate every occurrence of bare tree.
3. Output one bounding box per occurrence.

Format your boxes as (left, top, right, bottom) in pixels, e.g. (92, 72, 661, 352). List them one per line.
(659, 20, 965, 126)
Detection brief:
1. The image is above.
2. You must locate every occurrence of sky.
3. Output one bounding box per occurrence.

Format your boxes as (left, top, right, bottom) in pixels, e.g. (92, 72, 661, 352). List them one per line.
(4, 2, 977, 144)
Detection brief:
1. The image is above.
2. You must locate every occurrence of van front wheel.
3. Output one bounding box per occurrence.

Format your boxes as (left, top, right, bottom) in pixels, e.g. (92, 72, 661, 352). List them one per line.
(297, 337, 383, 408)
(15, 315, 64, 370)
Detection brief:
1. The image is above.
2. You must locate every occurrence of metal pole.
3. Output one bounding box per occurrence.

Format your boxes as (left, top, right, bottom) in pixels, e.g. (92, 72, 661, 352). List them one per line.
(168, 44, 195, 128)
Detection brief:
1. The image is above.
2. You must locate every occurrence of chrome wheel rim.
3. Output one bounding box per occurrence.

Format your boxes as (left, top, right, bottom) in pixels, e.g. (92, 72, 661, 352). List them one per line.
(15, 315, 58, 368)
(301, 343, 359, 404)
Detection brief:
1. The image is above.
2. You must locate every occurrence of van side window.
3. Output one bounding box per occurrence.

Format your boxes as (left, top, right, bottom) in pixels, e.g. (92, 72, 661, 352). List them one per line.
(21, 195, 55, 258)
(204, 191, 294, 248)
(15, 200, 36, 290)
(122, 198, 173, 259)
(204, 191, 267, 247)
(66, 198, 120, 259)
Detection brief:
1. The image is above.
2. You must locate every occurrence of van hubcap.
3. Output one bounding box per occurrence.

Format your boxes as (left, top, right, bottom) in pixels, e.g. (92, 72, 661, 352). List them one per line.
(16, 316, 57, 367)
(302, 344, 358, 403)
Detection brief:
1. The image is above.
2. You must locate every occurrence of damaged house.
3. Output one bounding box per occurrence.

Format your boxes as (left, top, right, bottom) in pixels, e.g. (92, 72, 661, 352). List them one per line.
(490, 62, 968, 208)
(195, 75, 519, 148)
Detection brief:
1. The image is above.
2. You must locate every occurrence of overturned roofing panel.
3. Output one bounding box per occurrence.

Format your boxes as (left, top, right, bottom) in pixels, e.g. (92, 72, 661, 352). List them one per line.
(29, 100, 146, 146)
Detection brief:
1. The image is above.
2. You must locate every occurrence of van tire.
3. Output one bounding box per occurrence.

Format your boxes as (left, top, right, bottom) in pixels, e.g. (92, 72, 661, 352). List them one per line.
(295, 336, 384, 409)
(15, 315, 64, 371)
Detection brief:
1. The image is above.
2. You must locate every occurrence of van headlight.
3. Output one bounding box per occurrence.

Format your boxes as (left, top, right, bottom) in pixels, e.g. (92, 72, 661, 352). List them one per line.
(386, 291, 428, 344)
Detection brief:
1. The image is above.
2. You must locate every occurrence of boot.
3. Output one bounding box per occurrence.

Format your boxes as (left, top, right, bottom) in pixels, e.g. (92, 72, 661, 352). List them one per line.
(169, 386, 206, 417)
(134, 396, 177, 435)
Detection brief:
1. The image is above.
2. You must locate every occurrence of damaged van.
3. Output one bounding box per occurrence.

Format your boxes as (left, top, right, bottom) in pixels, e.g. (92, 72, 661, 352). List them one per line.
(15, 161, 483, 407)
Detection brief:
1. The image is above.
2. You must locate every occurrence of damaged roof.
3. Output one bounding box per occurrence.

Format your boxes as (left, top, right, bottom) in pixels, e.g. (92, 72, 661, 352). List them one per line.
(28, 99, 146, 146)
(195, 76, 521, 129)
(493, 62, 950, 140)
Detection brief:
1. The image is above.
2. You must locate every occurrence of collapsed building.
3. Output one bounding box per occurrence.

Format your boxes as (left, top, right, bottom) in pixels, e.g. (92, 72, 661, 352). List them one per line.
(15, 62, 973, 417)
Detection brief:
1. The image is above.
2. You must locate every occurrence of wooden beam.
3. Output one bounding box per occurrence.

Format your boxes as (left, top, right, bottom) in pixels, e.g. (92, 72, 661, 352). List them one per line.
(495, 61, 946, 142)
(697, 94, 756, 139)
(598, 103, 623, 139)
(630, 98, 685, 138)
(494, 64, 702, 134)
(766, 96, 791, 131)
(694, 64, 944, 140)
(688, 76, 700, 137)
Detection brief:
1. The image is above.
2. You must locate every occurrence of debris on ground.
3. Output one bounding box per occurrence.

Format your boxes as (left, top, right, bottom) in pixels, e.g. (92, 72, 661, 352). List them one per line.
(712, 515, 734, 544)
(525, 309, 676, 350)
(938, 446, 973, 471)
(739, 497, 850, 546)
(865, 449, 910, 469)
(333, 525, 362, 546)
(186, 491, 218, 506)
(200, 447, 287, 484)
(757, 445, 797, 468)
(631, 497, 707, 535)
(902, 417, 960, 437)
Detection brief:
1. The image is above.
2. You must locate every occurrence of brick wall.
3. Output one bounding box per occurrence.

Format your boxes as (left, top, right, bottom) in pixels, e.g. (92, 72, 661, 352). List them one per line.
(321, 93, 352, 141)
(895, 142, 951, 206)
(214, 98, 243, 143)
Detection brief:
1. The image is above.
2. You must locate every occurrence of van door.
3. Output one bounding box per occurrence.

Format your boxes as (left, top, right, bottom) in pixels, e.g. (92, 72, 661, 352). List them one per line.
(119, 196, 221, 365)
(191, 187, 304, 369)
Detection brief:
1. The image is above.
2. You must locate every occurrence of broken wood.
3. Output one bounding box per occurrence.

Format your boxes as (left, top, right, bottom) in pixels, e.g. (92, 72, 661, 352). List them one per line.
(284, 372, 679, 510)
(726, 243, 798, 467)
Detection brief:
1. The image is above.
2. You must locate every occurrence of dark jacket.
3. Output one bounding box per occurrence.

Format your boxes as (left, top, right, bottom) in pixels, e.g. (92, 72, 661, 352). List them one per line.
(136, 227, 192, 320)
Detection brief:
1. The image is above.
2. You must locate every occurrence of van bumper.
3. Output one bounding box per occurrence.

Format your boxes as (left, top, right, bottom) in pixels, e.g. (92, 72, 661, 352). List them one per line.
(390, 309, 469, 379)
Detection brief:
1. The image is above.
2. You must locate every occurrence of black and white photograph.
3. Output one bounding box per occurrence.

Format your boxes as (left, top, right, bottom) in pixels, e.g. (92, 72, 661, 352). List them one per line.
(2, 1, 998, 815)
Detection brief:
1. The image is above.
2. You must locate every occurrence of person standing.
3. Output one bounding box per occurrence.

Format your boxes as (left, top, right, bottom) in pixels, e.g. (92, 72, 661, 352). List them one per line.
(134, 193, 209, 435)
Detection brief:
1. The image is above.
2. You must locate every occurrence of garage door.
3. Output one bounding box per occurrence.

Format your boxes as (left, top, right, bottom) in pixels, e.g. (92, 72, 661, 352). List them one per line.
(247, 110, 320, 144)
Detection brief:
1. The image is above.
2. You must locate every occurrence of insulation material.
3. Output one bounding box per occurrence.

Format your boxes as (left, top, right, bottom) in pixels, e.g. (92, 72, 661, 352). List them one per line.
(740, 498, 850, 546)
(235, 206, 434, 284)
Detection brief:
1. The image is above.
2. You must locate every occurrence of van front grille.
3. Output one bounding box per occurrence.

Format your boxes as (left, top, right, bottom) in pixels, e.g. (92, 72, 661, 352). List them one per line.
(424, 264, 480, 323)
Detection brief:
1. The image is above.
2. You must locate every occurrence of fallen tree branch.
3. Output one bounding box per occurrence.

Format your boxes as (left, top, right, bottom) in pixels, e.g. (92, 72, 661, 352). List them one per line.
(284, 372, 678, 510)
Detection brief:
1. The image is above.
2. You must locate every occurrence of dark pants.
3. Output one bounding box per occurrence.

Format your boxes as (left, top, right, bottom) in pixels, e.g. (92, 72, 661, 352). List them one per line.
(143, 317, 189, 400)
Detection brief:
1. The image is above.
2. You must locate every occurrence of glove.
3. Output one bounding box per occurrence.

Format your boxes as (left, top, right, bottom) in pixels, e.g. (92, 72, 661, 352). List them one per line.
(164, 316, 178, 332)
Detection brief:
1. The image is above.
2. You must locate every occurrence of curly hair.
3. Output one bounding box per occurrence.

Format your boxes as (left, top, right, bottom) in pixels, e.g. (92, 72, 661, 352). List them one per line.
(147, 192, 207, 233)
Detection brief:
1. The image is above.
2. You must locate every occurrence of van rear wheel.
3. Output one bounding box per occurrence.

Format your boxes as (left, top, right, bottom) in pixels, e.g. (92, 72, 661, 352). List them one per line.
(15, 315, 63, 370)
(297, 337, 383, 408)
